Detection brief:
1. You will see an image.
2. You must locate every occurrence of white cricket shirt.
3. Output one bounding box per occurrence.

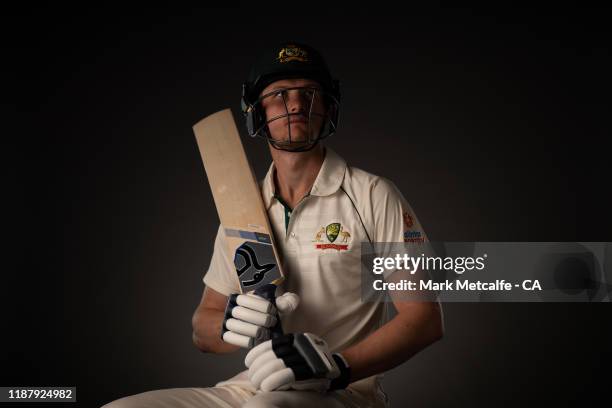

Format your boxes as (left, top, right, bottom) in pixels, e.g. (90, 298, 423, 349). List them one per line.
(203, 146, 428, 352)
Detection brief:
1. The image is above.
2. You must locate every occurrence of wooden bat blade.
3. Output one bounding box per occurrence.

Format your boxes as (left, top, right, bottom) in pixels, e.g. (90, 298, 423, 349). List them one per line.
(193, 109, 284, 294)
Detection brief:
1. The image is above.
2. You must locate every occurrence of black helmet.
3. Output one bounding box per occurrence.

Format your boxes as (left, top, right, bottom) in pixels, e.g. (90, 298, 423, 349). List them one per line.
(241, 42, 340, 152)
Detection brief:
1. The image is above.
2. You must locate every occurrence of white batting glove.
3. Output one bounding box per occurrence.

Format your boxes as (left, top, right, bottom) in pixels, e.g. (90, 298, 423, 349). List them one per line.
(245, 333, 351, 393)
(222, 292, 299, 348)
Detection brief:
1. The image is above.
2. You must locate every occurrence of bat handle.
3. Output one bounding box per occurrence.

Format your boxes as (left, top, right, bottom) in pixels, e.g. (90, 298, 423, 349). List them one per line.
(254, 283, 284, 339)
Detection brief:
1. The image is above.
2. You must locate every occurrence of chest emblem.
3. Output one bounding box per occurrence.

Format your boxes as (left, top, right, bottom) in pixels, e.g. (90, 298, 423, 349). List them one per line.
(314, 223, 351, 250)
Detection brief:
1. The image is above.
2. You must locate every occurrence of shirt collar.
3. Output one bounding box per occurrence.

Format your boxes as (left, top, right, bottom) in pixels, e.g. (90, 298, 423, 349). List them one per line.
(261, 146, 347, 210)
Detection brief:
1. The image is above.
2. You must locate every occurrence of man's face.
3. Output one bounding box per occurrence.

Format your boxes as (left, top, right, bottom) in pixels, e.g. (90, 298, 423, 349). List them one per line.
(259, 78, 327, 147)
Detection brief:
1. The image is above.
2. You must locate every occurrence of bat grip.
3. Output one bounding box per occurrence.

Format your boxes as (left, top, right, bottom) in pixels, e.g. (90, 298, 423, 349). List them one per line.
(254, 283, 284, 339)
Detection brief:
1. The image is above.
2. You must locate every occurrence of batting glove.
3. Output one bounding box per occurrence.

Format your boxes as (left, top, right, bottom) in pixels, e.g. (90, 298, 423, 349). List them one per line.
(221, 291, 299, 348)
(245, 333, 351, 393)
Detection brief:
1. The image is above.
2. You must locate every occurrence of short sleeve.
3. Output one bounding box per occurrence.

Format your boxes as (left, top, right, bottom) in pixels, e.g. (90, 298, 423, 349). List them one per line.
(371, 178, 432, 281)
(371, 177, 428, 244)
(202, 224, 241, 296)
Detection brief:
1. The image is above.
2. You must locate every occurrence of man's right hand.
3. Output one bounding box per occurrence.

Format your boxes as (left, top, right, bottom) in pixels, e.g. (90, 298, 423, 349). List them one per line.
(222, 292, 299, 348)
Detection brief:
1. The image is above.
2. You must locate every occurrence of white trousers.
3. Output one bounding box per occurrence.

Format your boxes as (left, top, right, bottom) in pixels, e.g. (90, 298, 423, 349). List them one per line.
(101, 370, 389, 408)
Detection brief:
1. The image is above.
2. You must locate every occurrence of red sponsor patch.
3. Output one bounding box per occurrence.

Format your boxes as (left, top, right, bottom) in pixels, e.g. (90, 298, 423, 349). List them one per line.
(403, 211, 414, 229)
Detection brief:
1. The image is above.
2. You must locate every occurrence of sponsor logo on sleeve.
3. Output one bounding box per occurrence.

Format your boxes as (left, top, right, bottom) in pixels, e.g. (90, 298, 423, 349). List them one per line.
(403, 211, 424, 242)
(403, 230, 425, 243)
(403, 211, 414, 229)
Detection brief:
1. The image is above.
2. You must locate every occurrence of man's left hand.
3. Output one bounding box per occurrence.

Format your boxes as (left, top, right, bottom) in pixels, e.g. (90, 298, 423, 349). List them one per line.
(245, 333, 351, 392)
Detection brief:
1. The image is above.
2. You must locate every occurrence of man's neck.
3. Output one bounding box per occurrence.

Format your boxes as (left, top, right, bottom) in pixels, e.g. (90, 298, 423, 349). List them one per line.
(269, 144, 326, 209)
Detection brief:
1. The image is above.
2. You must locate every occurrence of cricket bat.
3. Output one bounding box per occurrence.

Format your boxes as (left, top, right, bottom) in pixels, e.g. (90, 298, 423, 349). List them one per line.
(193, 108, 285, 345)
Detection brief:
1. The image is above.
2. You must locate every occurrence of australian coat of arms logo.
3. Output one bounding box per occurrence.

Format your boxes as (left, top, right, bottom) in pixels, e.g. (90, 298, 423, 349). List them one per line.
(314, 222, 351, 250)
(277, 45, 309, 63)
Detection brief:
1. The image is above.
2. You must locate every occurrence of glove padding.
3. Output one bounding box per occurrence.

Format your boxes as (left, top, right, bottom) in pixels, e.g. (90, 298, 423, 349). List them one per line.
(245, 333, 351, 393)
(222, 292, 299, 348)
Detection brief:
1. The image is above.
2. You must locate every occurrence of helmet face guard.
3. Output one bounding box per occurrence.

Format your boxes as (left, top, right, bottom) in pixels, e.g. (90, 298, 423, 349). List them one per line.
(242, 84, 340, 152)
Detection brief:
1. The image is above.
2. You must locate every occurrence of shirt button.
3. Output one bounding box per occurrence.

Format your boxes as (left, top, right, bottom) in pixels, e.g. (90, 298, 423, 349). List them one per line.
(290, 232, 296, 238)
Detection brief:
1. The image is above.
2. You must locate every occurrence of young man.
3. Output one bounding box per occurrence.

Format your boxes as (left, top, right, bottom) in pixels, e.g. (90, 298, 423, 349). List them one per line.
(103, 42, 443, 408)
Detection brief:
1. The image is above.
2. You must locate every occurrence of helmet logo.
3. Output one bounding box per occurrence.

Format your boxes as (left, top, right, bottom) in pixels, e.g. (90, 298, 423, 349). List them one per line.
(277, 45, 309, 63)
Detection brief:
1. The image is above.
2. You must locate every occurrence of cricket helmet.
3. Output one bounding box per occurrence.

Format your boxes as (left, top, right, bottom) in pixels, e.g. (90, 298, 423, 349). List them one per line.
(241, 42, 340, 152)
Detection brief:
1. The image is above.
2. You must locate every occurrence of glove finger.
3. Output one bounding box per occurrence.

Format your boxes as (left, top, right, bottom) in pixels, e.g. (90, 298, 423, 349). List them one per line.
(249, 349, 279, 377)
(245, 339, 272, 368)
(250, 358, 286, 388)
(245, 334, 294, 367)
(225, 318, 263, 338)
(260, 367, 296, 392)
(237, 294, 276, 314)
(222, 331, 251, 348)
(275, 292, 300, 314)
(232, 306, 277, 327)
(249, 347, 302, 377)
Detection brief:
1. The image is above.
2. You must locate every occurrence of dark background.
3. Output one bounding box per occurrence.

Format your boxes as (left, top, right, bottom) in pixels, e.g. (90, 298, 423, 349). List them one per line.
(4, 5, 611, 407)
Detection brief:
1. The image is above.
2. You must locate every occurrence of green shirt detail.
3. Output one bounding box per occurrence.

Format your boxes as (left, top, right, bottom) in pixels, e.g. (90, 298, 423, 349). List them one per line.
(274, 194, 293, 232)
